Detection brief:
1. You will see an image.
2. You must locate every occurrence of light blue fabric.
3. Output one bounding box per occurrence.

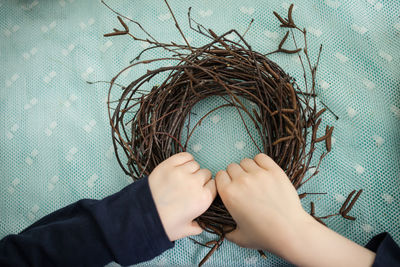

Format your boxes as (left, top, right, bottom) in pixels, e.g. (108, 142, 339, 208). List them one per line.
(1, 0, 399, 266)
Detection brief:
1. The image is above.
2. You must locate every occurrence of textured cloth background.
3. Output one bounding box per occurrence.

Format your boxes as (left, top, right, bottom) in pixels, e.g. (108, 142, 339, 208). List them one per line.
(1, 0, 399, 266)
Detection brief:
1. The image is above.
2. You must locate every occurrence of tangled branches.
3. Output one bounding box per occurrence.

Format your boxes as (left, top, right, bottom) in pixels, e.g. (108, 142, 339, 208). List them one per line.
(99, 1, 361, 265)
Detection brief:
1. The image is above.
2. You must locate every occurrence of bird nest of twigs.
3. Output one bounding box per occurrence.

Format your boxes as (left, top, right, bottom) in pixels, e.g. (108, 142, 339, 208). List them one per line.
(98, 1, 363, 265)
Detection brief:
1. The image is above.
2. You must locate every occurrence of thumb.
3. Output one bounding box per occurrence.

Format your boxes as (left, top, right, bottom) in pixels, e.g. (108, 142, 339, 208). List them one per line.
(185, 221, 203, 237)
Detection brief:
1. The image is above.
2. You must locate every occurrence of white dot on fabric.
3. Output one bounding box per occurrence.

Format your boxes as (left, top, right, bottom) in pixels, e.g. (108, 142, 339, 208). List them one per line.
(199, 9, 213, 17)
(27, 212, 35, 221)
(239, 7, 255, 15)
(335, 194, 345, 202)
(234, 140, 246, 150)
(331, 136, 336, 145)
(192, 143, 202, 152)
(361, 224, 373, 233)
(374, 2, 383, 10)
(263, 30, 279, 40)
(211, 115, 221, 124)
(50, 175, 59, 184)
(31, 149, 39, 157)
(87, 174, 99, 188)
(41, 25, 48, 33)
(11, 123, 19, 132)
(382, 193, 394, 204)
(225, 33, 236, 41)
(49, 21, 57, 29)
(31, 204, 40, 213)
(308, 27, 323, 37)
(390, 105, 400, 118)
(335, 52, 349, 63)
(69, 147, 78, 155)
(25, 157, 33, 166)
(363, 79, 375, 90)
(88, 18, 95, 25)
(158, 13, 171, 21)
(11, 74, 19, 82)
(319, 80, 330, 89)
(6, 131, 14, 140)
(86, 67, 93, 74)
(244, 256, 258, 264)
(69, 94, 78, 102)
(106, 146, 114, 159)
(351, 24, 368, 34)
(83, 125, 92, 133)
(378, 50, 392, 62)
(355, 164, 365, 174)
(325, 0, 341, 8)
(100, 40, 113, 53)
(7, 187, 15, 194)
(45, 128, 52, 136)
(48, 183, 55, 191)
(12, 178, 20, 186)
(292, 55, 301, 64)
(140, 42, 150, 49)
(50, 121, 57, 129)
(347, 107, 357, 118)
(23, 52, 30, 59)
(373, 135, 384, 146)
(30, 98, 38, 105)
(4, 29, 11, 37)
(157, 257, 169, 265)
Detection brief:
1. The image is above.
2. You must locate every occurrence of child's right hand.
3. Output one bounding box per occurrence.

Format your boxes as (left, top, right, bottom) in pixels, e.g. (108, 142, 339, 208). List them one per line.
(216, 153, 376, 267)
(215, 153, 309, 257)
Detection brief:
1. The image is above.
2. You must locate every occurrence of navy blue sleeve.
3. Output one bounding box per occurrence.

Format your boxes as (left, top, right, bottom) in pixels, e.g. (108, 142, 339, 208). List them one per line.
(0, 175, 174, 267)
(366, 232, 400, 267)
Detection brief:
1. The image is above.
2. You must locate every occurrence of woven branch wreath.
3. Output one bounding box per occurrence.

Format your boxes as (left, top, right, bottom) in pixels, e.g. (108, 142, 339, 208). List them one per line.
(98, 1, 363, 265)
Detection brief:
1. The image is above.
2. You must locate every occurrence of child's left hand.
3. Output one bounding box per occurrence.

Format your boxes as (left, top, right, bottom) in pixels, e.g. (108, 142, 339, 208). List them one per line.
(148, 152, 216, 241)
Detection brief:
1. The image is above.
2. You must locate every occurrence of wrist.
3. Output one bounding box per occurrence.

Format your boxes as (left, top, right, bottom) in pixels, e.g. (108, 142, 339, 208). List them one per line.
(283, 211, 376, 267)
(280, 211, 320, 265)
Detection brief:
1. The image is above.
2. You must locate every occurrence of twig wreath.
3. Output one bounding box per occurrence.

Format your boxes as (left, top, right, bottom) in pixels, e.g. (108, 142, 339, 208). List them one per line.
(97, 1, 363, 265)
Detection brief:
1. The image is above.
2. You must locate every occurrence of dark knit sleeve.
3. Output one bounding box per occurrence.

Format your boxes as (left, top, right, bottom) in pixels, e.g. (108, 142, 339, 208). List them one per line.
(365, 232, 400, 267)
(0, 175, 174, 267)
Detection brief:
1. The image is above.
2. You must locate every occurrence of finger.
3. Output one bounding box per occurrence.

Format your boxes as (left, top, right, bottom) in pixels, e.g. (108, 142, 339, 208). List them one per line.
(203, 179, 217, 202)
(185, 221, 203, 237)
(167, 152, 194, 166)
(195, 168, 212, 185)
(239, 158, 261, 173)
(254, 153, 280, 171)
(215, 170, 231, 190)
(226, 163, 245, 179)
(179, 160, 200, 173)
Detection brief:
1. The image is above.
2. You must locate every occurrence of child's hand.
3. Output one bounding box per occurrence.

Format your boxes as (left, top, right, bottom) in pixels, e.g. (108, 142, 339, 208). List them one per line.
(214, 153, 307, 256)
(148, 152, 216, 241)
(215, 153, 376, 267)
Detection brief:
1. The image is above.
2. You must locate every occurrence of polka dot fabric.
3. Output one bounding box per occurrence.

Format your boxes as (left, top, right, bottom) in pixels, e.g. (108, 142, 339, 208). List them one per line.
(1, 0, 399, 266)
